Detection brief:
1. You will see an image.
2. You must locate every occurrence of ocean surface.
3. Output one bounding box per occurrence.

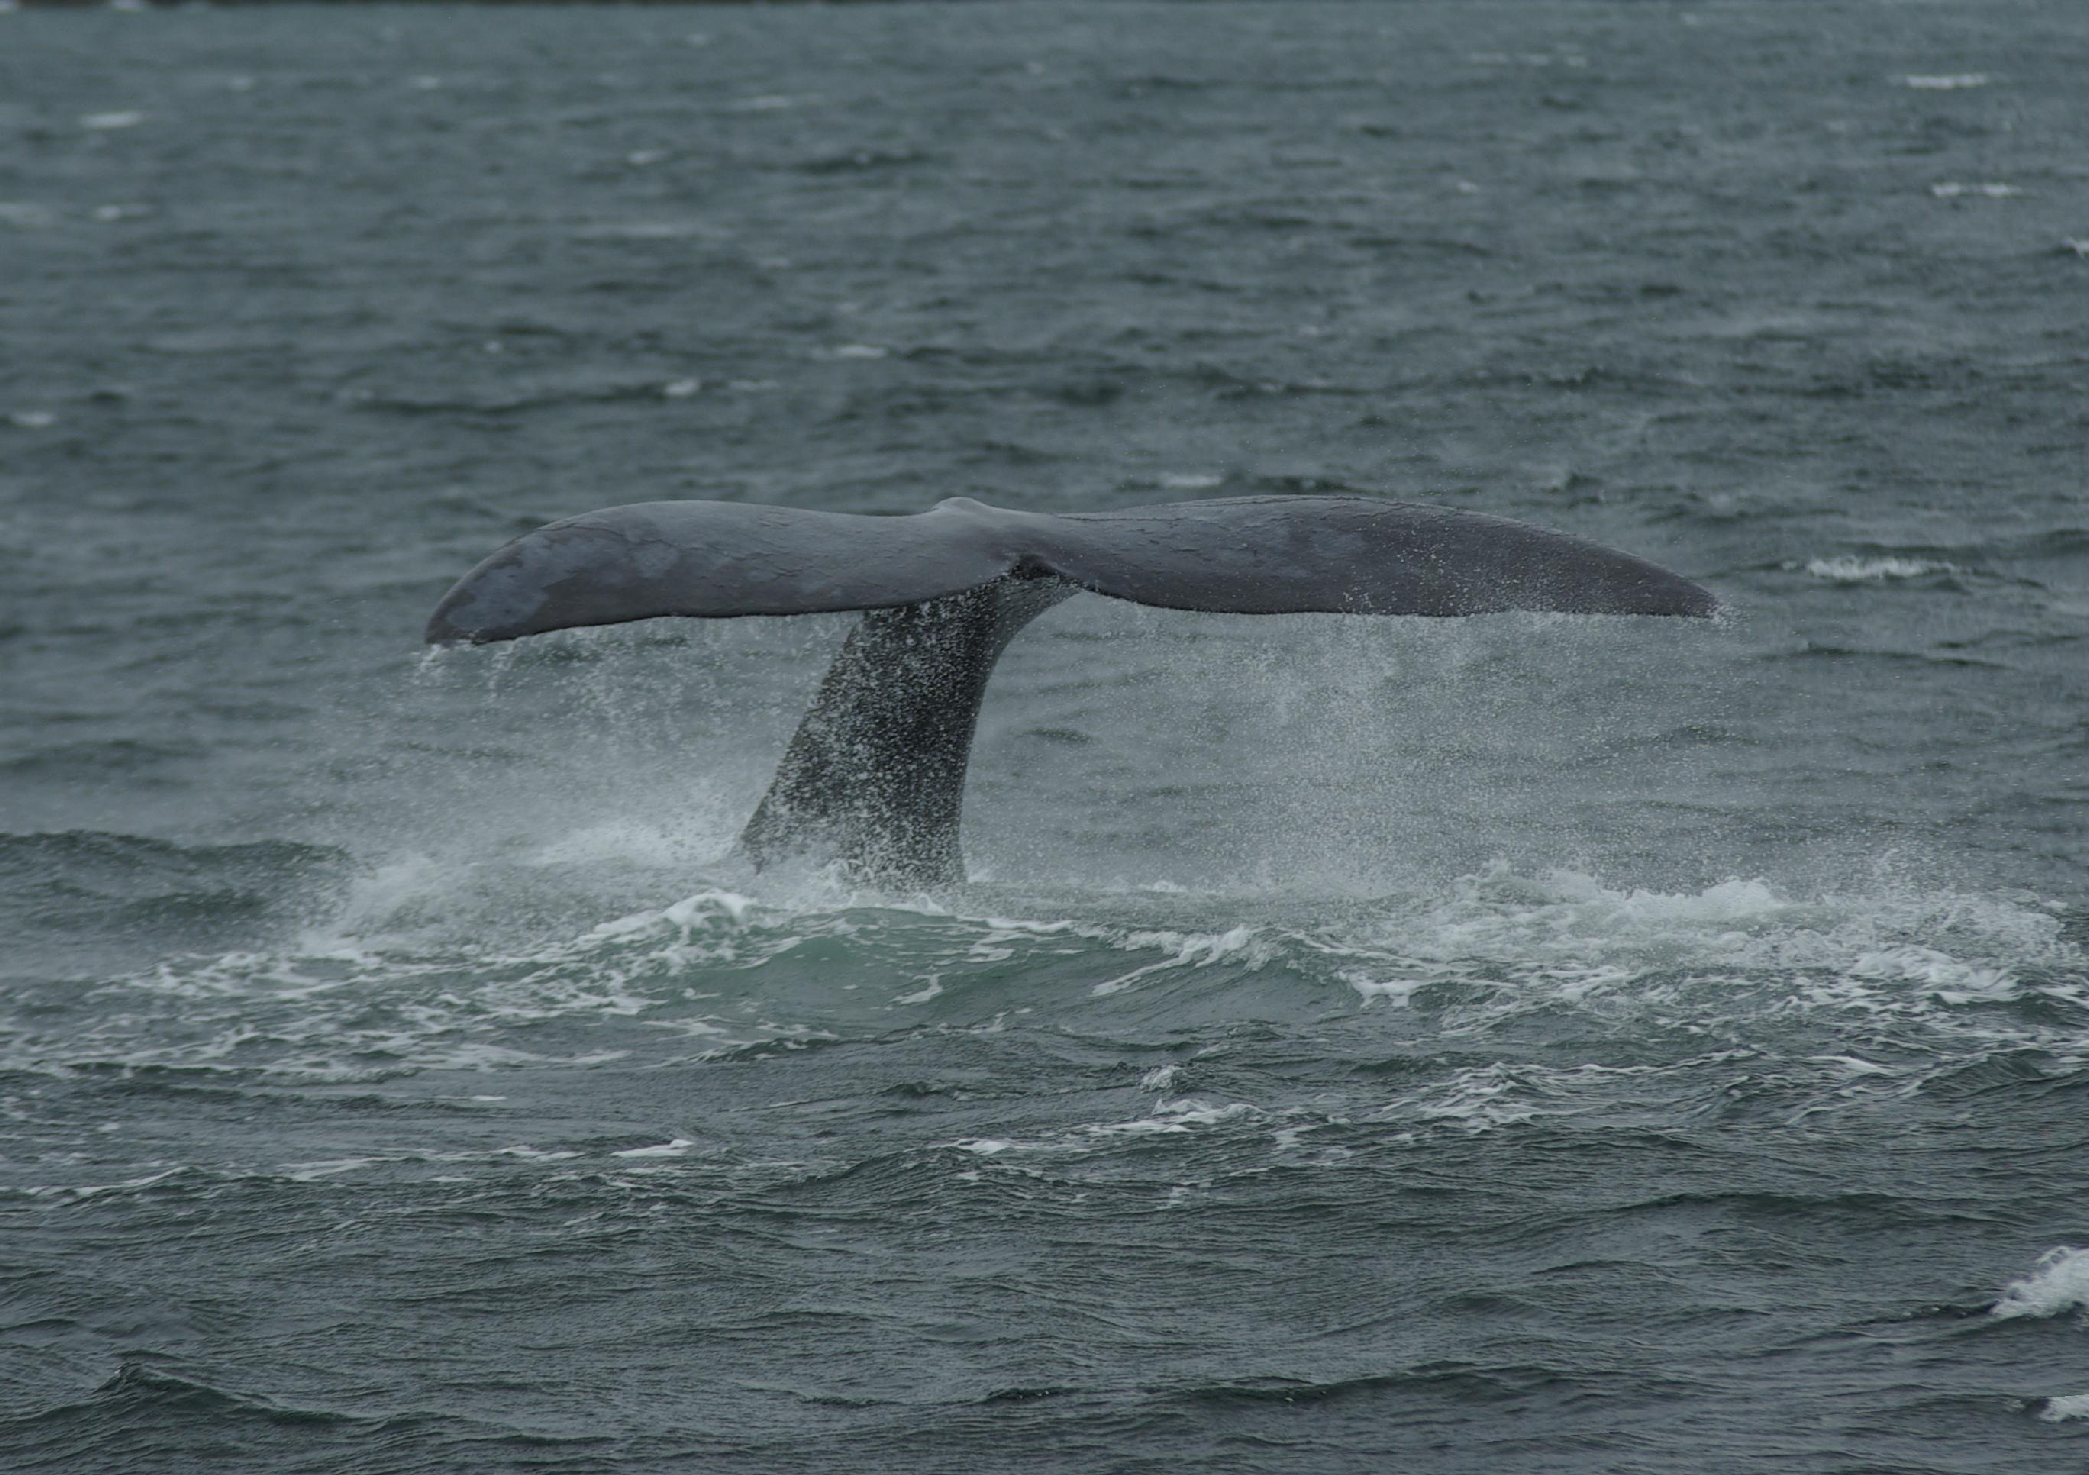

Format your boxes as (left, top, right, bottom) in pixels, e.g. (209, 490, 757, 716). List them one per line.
(3, 2, 2087, 1469)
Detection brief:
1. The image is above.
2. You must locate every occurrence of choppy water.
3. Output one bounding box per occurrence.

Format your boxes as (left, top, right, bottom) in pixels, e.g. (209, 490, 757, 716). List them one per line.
(3, 3, 2087, 1470)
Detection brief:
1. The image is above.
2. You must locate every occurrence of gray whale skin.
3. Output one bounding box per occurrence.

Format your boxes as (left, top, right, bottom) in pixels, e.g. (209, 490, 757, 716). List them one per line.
(427, 495, 1716, 885)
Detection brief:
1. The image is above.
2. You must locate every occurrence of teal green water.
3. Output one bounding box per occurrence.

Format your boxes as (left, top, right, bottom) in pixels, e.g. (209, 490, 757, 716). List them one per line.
(2, 4, 2086, 1470)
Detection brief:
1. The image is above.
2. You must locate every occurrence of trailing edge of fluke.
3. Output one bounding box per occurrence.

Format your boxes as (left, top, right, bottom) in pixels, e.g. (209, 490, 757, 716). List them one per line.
(426, 495, 1717, 884)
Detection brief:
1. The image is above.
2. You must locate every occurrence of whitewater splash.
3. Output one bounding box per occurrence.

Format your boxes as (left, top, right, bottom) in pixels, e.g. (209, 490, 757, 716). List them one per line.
(1797, 556, 1957, 582)
(1992, 1248, 2089, 1423)
(7, 854, 2078, 1105)
(1993, 1246, 2089, 1323)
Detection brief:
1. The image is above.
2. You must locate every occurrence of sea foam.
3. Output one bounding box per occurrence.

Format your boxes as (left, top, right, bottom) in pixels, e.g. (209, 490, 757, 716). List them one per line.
(1800, 556, 1953, 581)
(1993, 1246, 2089, 1321)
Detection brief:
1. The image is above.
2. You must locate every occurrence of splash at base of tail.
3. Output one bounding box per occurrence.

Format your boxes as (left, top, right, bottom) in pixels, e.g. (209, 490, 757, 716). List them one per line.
(426, 495, 1717, 885)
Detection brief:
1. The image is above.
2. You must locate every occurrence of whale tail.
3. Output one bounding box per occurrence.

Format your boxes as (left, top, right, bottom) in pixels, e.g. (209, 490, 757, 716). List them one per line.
(426, 496, 1716, 885)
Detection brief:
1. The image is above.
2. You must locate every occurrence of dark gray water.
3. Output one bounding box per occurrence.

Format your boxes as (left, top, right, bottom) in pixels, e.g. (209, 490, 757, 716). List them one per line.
(3, 3, 2087, 1469)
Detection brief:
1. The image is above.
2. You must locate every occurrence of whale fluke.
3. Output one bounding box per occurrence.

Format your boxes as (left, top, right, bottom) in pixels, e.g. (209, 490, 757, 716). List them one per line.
(427, 496, 1716, 883)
